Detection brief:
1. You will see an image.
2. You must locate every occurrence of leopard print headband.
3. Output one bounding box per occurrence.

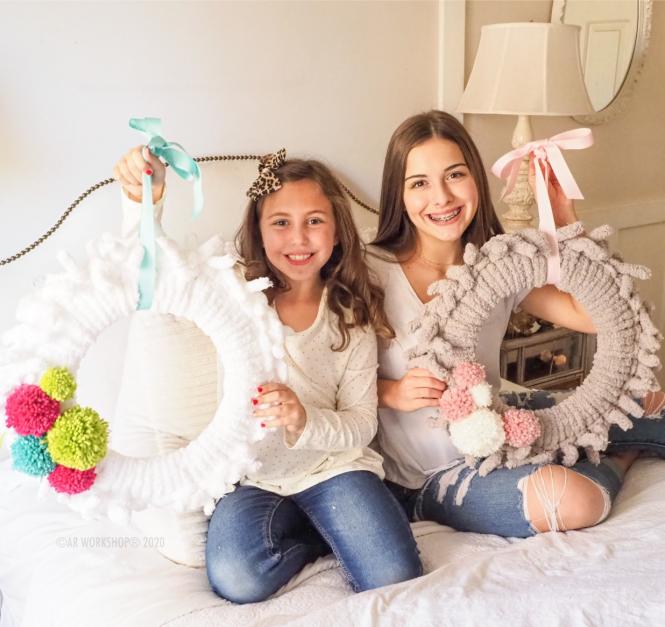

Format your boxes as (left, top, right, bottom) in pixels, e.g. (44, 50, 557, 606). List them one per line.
(246, 149, 287, 201)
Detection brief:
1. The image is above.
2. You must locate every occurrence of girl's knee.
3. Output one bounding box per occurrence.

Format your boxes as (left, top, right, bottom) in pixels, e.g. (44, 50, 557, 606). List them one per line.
(522, 465, 611, 533)
(353, 550, 423, 592)
(643, 390, 665, 416)
(206, 547, 273, 604)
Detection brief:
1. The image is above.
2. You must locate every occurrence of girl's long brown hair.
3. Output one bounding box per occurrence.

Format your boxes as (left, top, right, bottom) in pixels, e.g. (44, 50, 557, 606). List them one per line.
(236, 159, 394, 351)
(372, 110, 503, 255)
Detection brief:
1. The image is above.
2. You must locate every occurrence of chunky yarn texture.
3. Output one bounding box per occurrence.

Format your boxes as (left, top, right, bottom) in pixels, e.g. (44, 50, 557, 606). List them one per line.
(408, 223, 662, 475)
(0, 232, 285, 520)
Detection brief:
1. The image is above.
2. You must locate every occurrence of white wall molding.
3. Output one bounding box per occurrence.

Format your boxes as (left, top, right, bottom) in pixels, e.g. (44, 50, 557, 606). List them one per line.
(438, 0, 466, 118)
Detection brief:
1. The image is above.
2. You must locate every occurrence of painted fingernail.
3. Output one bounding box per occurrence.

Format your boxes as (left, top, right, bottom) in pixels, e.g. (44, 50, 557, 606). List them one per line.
(260, 422, 266, 428)
(257, 386, 263, 393)
(145, 168, 153, 176)
(251, 398, 258, 405)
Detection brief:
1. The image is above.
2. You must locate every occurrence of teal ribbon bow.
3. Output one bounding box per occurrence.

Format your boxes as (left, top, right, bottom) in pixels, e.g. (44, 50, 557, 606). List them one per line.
(129, 117, 203, 309)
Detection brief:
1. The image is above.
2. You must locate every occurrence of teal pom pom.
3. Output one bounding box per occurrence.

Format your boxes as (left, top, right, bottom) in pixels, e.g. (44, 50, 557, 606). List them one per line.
(11, 436, 56, 476)
(39, 367, 77, 401)
(46, 406, 108, 471)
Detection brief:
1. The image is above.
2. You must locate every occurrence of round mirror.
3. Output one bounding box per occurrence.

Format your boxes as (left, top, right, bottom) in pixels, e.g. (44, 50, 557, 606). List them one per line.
(551, 0, 652, 124)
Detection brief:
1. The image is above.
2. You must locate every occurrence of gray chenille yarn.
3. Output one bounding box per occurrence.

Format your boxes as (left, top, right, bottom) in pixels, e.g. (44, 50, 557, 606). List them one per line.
(407, 222, 663, 476)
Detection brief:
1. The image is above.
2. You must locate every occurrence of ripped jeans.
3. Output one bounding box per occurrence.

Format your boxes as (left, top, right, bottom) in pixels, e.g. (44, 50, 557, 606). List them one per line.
(386, 390, 665, 538)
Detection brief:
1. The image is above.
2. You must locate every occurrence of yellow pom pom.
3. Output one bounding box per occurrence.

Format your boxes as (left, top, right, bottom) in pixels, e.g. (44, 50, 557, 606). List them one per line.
(46, 406, 108, 470)
(39, 367, 77, 402)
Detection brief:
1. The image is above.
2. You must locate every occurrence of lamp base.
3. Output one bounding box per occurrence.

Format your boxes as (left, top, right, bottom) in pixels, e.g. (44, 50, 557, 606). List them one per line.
(501, 156, 534, 232)
(500, 115, 535, 233)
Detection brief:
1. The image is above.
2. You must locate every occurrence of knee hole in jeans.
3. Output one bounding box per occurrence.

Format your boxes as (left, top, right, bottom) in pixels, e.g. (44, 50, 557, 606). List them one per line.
(520, 465, 611, 533)
(643, 390, 665, 416)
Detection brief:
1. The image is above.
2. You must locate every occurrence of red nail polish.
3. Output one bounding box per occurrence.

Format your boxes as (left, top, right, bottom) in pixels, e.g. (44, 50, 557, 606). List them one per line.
(260, 422, 266, 428)
(257, 386, 263, 393)
(251, 398, 258, 405)
(145, 168, 153, 176)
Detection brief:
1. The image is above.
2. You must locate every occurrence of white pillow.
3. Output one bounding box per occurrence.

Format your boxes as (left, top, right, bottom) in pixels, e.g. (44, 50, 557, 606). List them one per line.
(112, 311, 221, 567)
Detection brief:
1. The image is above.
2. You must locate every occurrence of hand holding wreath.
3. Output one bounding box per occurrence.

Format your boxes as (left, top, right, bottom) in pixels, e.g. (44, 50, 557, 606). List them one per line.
(113, 145, 166, 204)
(252, 383, 307, 437)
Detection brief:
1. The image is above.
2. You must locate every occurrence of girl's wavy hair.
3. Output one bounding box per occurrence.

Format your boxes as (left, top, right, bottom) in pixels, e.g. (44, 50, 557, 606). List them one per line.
(372, 110, 503, 255)
(236, 159, 394, 351)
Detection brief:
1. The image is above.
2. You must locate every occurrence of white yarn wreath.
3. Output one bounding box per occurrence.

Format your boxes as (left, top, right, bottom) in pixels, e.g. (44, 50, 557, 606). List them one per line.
(409, 223, 662, 475)
(0, 232, 285, 521)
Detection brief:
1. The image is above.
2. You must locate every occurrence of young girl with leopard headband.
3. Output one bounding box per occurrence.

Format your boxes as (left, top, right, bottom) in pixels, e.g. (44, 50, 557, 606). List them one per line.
(366, 110, 665, 537)
(114, 147, 422, 603)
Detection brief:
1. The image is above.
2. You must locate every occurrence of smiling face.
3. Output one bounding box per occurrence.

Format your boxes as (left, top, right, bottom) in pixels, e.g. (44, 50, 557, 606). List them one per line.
(402, 137, 479, 251)
(259, 179, 337, 290)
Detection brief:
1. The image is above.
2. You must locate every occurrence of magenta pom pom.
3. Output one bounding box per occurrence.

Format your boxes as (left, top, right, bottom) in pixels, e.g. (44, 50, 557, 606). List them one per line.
(48, 465, 96, 494)
(502, 408, 541, 447)
(5, 384, 60, 436)
(452, 362, 486, 389)
(439, 388, 476, 422)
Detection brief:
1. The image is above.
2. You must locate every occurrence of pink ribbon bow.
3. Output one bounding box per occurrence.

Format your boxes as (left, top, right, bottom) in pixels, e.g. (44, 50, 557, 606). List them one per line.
(491, 128, 593, 285)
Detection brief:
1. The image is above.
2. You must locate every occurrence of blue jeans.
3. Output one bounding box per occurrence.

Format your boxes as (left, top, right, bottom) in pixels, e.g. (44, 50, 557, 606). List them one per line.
(387, 391, 665, 538)
(206, 470, 423, 604)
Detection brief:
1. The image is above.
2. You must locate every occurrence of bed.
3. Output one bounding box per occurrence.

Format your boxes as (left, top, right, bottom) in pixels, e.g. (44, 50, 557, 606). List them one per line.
(2, 404, 665, 626)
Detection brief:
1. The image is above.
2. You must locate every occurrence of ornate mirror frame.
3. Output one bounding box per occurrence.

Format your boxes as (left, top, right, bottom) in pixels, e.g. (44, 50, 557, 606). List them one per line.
(551, 0, 652, 125)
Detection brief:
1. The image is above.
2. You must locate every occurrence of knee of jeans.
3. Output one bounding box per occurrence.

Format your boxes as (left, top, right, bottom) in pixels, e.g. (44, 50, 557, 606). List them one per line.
(353, 549, 423, 592)
(206, 548, 273, 604)
(521, 465, 611, 534)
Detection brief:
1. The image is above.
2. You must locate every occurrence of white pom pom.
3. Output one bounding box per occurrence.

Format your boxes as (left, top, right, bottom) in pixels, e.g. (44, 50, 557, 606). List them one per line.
(208, 255, 237, 270)
(469, 382, 492, 407)
(247, 277, 272, 293)
(449, 408, 505, 457)
(65, 492, 101, 520)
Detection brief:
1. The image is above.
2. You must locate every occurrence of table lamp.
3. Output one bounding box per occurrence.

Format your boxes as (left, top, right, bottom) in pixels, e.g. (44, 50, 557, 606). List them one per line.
(458, 22, 594, 231)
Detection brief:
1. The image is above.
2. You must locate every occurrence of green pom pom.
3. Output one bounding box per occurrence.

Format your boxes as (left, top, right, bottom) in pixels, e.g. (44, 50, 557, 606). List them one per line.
(11, 435, 56, 476)
(46, 406, 108, 470)
(39, 367, 77, 402)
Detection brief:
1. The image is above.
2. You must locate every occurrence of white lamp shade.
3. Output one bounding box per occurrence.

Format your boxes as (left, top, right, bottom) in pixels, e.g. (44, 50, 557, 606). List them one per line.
(458, 22, 594, 116)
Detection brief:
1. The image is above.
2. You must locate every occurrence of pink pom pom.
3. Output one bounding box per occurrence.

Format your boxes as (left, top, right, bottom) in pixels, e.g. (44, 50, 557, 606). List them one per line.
(5, 384, 60, 436)
(502, 408, 541, 447)
(439, 388, 476, 422)
(452, 362, 486, 389)
(48, 465, 96, 494)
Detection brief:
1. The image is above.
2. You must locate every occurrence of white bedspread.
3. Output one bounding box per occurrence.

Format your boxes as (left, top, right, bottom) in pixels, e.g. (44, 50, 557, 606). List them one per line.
(2, 457, 664, 627)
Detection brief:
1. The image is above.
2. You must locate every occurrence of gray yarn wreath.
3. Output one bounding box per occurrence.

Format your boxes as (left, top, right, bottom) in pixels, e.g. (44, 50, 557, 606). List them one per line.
(408, 222, 663, 476)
